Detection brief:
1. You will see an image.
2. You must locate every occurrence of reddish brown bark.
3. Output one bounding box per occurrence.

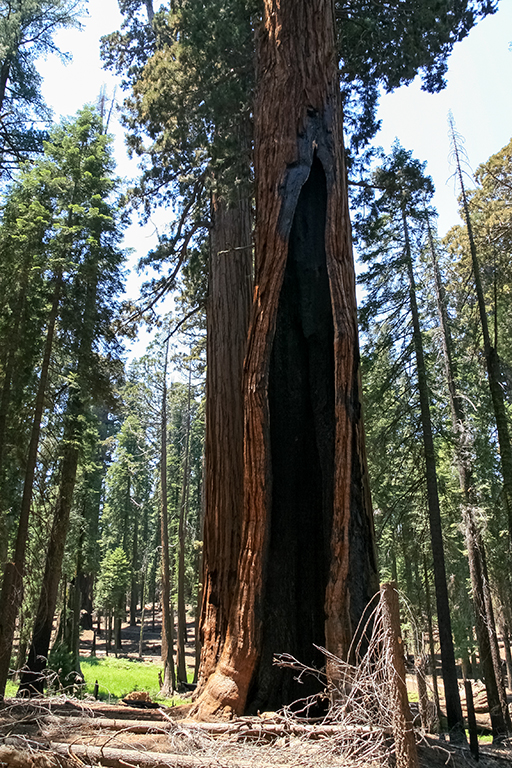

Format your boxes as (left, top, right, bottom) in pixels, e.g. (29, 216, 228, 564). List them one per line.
(196, 191, 252, 691)
(381, 582, 419, 768)
(193, 0, 377, 719)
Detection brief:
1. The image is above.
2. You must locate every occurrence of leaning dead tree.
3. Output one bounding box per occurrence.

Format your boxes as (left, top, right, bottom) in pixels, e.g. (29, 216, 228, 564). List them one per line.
(193, 0, 378, 719)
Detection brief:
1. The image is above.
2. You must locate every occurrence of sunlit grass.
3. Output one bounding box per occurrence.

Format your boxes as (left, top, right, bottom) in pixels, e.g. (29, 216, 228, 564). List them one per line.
(5, 680, 18, 698)
(79, 656, 186, 705)
(4, 656, 188, 706)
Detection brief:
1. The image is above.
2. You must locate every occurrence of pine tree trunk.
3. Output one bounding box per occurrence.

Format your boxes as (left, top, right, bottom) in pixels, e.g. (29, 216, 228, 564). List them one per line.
(17, 394, 82, 695)
(402, 209, 464, 740)
(130, 515, 138, 627)
(106, 611, 111, 656)
(17, 259, 98, 696)
(70, 540, 84, 674)
(139, 567, 147, 659)
(160, 342, 175, 696)
(0, 275, 61, 698)
(197, 190, 252, 691)
(192, 0, 378, 719)
(423, 553, 441, 727)
(428, 222, 510, 738)
(501, 622, 512, 691)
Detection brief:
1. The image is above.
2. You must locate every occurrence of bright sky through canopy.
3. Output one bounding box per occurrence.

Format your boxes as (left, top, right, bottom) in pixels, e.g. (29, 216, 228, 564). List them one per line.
(37, 0, 512, 286)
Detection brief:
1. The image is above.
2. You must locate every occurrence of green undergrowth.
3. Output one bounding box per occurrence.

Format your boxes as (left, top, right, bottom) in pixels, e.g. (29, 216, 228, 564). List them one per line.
(80, 656, 188, 705)
(5, 680, 18, 698)
(5, 656, 190, 707)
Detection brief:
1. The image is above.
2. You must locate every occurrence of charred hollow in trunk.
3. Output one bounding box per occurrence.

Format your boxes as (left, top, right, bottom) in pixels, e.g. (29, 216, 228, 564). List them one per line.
(251, 157, 334, 711)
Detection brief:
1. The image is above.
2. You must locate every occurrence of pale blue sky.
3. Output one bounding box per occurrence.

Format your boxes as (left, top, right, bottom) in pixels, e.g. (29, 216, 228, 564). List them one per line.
(374, 2, 512, 236)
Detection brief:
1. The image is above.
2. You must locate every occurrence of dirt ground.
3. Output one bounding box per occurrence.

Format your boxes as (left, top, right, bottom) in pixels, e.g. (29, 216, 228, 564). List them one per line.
(79, 609, 198, 672)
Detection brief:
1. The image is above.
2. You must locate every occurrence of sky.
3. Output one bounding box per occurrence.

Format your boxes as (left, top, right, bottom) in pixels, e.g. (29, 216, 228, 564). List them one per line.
(374, 2, 512, 236)
(36, 0, 512, 348)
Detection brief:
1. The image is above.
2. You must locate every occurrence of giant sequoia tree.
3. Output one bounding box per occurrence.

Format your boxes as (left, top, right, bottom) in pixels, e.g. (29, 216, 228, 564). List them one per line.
(192, 0, 378, 719)
(100, 0, 497, 719)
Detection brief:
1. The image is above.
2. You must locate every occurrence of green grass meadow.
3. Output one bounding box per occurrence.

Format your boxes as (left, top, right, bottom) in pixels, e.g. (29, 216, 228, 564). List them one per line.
(80, 656, 166, 701)
(5, 656, 186, 706)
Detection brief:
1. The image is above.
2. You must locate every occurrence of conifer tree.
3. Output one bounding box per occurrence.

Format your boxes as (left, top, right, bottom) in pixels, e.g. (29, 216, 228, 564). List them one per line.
(0, 106, 126, 698)
(446, 124, 512, 542)
(101, 0, 497, 718)
(356, 144, 465, 739)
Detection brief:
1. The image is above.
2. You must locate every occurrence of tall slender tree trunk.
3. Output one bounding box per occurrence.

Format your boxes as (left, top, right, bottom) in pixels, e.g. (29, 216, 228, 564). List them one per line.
(0, 275, 61, 698)
(130, 514, 138, 627)
(501, 621, 512, 691)
(17, 393, 82, 695)
(423, 552, 441, 725)
(70, 533, 84, 674)
(427, 218, 510, 738)
(402, 208, 464, 740)
(18, 262, 99, 695)
(176, 366, 192, 686)
(193, 0, 378, 719)
(197, 190, 253, 692)
(160, 341, 175, 696)
(449, 116, 512, 536)
(139, 556, 148, 659)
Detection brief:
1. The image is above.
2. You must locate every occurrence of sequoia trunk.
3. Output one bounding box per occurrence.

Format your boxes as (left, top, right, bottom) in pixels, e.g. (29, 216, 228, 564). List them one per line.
(197, 190, 252, 690)
(193, 0, 378, 719)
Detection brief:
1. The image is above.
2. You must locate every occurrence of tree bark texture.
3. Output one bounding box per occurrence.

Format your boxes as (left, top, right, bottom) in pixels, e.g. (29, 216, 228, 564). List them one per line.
(197, 191, 252, 690)
(193, 0, 378, 719)
(381, 582, 419, 768)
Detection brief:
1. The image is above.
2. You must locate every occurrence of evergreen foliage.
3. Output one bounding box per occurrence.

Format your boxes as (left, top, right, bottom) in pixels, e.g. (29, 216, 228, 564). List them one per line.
(0, 0, 84, 174)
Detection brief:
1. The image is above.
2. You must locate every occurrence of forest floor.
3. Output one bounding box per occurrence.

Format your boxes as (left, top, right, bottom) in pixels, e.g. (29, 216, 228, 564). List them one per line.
(2, 612, 512, 766)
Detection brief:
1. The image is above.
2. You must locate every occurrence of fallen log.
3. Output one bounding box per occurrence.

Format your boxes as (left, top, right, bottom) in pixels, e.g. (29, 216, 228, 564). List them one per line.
(48, 742, 288, 768)
(50, 714, 393, 740)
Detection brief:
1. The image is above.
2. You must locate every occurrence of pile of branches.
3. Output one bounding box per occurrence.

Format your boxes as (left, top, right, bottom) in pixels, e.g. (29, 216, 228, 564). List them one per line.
(0, 599, 414, 768)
